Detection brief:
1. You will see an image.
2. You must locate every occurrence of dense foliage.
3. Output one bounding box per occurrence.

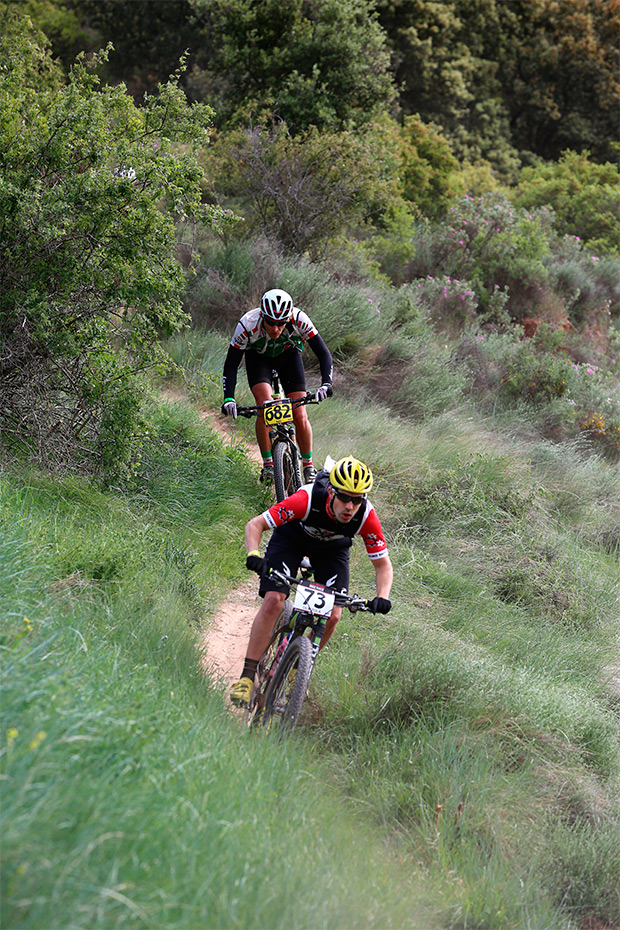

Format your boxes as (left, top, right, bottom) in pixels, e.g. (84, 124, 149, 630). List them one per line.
(2, 0, 619, 474)
(514, 149, 620, 255)
(0, 12, 226, 474)
(187, 0, 397, 132)
(376, 0, 619, 172)
(33, 0, 619, 175)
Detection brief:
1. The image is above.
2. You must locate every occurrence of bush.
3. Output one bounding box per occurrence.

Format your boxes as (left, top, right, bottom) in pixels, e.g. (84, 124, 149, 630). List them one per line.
(0, 14, 227, 475)
(394, 114, 461, 220)
(514, 150, 620, 256)
(457, 324, 620, 459)
(406, 274, 478, 334)
(204, 122, 402, 259)
(185, 236, 284, 331)
(545, 235, 620, 326)
(407, 194, 554, 320)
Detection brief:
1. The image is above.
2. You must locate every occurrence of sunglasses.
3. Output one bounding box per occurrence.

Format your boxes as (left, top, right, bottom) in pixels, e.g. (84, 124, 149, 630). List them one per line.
(333, 490, 365, 505)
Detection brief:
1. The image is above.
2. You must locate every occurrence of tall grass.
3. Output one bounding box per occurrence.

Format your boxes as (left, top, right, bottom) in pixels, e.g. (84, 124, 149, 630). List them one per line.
(1, 405, 435, 930)
(301, 397, 620, 928)
(4, 298, 620, 927)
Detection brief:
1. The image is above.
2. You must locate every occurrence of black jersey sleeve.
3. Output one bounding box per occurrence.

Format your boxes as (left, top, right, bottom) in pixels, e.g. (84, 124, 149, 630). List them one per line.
(222, 344, 245, 398)
(307, 333, 333, 385)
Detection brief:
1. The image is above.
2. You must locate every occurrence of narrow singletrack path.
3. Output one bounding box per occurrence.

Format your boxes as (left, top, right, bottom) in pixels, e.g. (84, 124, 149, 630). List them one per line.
(161, 389, 264, 688)
(200, 578, 261, 688)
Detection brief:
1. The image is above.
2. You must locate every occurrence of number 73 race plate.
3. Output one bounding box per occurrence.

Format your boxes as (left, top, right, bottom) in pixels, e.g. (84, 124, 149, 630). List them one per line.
(293, 581, 335, 617)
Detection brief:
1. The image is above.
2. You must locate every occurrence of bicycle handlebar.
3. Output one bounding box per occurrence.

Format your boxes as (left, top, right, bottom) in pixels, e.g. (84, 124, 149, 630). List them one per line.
(268, 567, 371, 613)
(236, 392, 321, 418)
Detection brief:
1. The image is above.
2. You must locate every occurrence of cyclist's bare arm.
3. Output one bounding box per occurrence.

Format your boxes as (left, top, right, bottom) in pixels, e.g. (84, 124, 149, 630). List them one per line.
(373, 554, 393, 599)
(245, 514, 270, 554)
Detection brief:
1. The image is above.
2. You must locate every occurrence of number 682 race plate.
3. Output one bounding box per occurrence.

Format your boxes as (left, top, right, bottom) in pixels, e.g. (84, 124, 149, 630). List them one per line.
(264, 398, 294, 425)
(293, 581, 335, 617)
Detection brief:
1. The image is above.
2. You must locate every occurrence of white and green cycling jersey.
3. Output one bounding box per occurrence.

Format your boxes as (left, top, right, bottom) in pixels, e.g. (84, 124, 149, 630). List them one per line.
(230, 307, 318, 357)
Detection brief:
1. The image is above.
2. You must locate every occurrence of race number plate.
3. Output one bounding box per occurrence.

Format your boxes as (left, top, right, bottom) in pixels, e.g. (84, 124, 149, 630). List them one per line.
(293, 581, 335, 617)
(264, 398, 294, 425)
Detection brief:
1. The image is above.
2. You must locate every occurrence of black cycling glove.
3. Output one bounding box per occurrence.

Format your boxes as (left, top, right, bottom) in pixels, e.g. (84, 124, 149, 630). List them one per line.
(246, 554, 264, 575)
(368, 597, 391, 615)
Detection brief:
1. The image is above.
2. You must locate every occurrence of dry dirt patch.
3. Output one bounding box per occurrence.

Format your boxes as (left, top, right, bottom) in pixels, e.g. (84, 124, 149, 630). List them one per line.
(162, 389, 263, 687)
(199, 578, 261, 688)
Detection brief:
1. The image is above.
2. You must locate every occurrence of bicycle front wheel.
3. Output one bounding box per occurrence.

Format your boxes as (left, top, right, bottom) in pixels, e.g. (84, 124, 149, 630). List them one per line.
(273, 440, 302, 501)
(262, 635, 313, 733)
(244, 600, 294, 729)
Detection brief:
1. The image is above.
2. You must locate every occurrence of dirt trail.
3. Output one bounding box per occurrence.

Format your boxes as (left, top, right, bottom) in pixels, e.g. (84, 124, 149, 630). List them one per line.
(199, 578, 261, 687)
(163, 389, 263, 687)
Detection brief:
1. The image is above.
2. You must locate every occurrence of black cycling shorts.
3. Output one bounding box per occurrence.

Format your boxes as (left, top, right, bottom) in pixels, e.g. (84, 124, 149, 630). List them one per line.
(245, 348, 306, 394)
(259, 521, 352, 598)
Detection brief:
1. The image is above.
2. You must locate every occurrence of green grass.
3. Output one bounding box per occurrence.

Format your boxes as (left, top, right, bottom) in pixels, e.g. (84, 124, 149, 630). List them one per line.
(1, 399, 435, 930)
(3, 346, 620, 928)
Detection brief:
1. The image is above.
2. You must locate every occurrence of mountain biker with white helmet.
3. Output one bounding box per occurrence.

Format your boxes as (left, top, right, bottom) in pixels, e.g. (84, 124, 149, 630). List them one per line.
(222, 289, 333, 484)
(230, 455, 393, 708)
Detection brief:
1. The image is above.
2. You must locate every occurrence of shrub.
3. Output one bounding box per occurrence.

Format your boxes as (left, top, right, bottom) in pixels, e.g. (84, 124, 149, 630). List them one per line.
(407, 274, 477, 334)
(185, 236, 284, 331)
(500, 346, 571, 404)
(514, 150, 620, 256)
(407, 194, 554, 320)
(457, 323, 620, 459)
(203, 122, 402, 259)
(395, 114, 461, 220)
(0, 15, 227, 475)
(545, 235, 620, 326)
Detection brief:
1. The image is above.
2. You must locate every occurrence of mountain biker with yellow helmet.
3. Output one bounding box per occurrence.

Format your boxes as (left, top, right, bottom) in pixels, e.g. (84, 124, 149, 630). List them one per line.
(230, 456, 393, 707)
(221, 288, 333, 484)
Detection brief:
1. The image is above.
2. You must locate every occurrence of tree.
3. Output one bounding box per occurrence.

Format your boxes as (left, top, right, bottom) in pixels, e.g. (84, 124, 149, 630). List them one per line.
(376, 0, 522, 180)
(514, 151, 620, 255)
(0, 10, 228, 473)
(187, 0, 397, 132)
(377, 0, 619, 174)
(65, 0, 201, 99)
(495, 0, 620, 165)
(6, 0, 98, 74)
(206, 121, 402, 258)
(393, 114, 461, 219)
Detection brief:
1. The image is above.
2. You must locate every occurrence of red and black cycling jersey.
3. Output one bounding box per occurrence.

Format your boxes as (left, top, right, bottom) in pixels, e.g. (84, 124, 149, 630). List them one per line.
(263, 471, 388, 561)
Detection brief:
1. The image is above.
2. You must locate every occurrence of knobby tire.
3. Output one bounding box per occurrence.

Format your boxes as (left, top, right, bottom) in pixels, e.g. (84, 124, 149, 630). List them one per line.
(262, 635, 313, 733)
(244, 600, 293, 728)
(273, 440, 302, 502)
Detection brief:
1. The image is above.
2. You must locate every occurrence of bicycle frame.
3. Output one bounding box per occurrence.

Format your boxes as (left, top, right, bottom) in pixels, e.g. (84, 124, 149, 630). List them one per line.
(246, 568, 369, 733)
(237, 383, 320, 500)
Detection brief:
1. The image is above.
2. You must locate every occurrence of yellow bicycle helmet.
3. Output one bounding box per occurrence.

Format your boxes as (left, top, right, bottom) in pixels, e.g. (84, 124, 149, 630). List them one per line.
(329, 456, 373, 495)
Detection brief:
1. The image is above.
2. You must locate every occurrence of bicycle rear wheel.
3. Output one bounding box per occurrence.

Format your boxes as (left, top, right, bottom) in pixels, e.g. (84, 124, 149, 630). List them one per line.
(273, 440, 302, 501)
(262, 635, 313, 733)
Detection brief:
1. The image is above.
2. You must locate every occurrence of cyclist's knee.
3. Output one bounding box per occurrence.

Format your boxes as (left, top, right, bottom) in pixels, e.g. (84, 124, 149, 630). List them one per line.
(263, 590, 286, 612)
(293, 406, 310, 429)
(252, 383, 272, 404)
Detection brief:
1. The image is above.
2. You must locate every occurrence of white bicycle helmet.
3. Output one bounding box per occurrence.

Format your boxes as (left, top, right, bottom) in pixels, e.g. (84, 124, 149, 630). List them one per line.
(260, 289, 293, 323)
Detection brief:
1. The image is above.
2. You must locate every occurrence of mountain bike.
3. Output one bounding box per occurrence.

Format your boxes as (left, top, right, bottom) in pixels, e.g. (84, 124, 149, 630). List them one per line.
(237, 376, 322, 501)
(243, 565, 371, 735)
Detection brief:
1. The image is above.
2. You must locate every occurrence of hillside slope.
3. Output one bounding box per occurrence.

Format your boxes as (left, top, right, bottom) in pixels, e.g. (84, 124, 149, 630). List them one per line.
(2, 364, 619, 929)
(170, 310, 620, 929)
